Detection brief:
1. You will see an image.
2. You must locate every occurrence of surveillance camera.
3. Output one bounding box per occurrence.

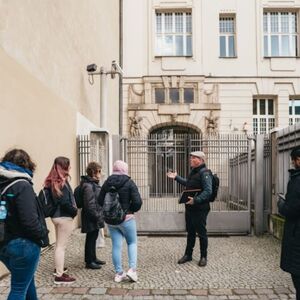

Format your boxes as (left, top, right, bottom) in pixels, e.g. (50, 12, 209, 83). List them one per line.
(111, 60, 124, 76)
(86, 64, 97, 73)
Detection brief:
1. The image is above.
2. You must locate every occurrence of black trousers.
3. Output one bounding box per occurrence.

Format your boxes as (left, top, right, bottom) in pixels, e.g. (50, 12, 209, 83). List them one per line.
(292, 274, 300, 300)
(184, 209, 210, 258)
(84, 229, 99, 264)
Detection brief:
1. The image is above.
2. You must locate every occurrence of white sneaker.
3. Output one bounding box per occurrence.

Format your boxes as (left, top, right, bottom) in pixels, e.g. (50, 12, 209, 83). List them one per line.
(114, 272, 127, 283)
(127, 268, 138, 282)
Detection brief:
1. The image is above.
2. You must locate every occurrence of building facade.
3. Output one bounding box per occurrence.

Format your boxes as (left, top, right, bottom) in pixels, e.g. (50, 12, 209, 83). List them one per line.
(122, 0, 300, 137)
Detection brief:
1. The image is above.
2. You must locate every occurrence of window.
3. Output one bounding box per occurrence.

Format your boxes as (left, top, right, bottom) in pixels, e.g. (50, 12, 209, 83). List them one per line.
(154, 87, 194, 104)
(264, 12, 298, 57)
(289, 99, 300, 125)
(219, 15, 236, 57)
(253, 99, 276, 134)
(155, 11, 192, 56)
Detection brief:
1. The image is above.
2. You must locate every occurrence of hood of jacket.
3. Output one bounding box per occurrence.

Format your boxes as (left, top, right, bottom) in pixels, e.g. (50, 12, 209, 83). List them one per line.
(105, 174, 130, 189)
(288, 168, 300, 178)
(80, 175, 99, 185)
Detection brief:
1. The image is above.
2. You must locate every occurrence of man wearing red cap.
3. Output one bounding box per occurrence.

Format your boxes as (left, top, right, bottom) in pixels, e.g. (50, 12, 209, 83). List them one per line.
(167, 151, 212, 267)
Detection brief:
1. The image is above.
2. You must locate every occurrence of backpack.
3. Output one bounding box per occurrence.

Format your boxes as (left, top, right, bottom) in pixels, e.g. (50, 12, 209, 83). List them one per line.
(74, 182, 97, 209)
(200, 169, 220, 202)
(38, 188, 57, 218)
(74, 184, 83, 209)
(102, 179, 129, 225)
(0, 179, 33, 243)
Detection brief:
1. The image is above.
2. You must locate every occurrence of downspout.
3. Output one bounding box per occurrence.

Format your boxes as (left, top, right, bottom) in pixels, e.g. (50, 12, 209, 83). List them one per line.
(119, 0, 123, 136)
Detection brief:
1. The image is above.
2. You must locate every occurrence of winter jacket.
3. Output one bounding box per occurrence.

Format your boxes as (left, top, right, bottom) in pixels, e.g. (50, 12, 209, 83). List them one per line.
(80, 176, 104, 233)
(175, 164, 212, 211)
(0, 167, 49, 248)
(98, 174, 142, 215)
(278, 168, 300, 276)
(50, 182, 77, 219)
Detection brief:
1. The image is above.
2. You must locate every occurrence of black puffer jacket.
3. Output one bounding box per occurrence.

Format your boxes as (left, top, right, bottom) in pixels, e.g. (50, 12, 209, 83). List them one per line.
(98, 175, 142, 215)
(278, 168, 300, 276)
(175, 164, 212, 212)
(0, 177, 49, 247)
(80, 176, 104, 233)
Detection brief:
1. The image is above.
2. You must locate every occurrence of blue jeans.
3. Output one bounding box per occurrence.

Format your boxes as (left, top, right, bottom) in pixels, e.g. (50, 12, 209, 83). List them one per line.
(108, 218, 137, 273)
(0, 238, 41, 300)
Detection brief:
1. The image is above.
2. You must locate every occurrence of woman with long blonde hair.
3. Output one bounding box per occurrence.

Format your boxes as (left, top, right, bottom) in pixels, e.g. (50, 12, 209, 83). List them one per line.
(44, 157, 77, 284)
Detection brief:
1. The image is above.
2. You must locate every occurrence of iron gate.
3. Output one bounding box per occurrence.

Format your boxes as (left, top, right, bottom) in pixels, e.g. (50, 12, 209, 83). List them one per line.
(121, 133, 251, 234)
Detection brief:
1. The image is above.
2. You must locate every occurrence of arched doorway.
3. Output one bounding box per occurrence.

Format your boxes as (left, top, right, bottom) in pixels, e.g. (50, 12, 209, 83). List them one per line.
(148, 125, 201, 197)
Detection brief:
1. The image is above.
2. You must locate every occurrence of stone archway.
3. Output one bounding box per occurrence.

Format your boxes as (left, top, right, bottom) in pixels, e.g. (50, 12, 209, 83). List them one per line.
(148, 124, 201, 197)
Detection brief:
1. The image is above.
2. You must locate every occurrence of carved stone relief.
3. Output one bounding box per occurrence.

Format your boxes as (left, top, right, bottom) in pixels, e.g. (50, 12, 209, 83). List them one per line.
(205, 110, 219, 134)
(129, 111, 143, 137)
(128, 84, 145, 104)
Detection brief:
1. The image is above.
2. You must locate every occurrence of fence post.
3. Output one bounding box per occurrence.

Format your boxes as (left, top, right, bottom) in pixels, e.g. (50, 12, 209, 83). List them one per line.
(254, 135, 264, 235)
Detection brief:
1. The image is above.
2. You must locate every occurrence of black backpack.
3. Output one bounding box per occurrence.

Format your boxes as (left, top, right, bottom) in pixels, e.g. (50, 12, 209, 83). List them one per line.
(74, 182, 97, 209)
(38, 188, 57, 218)
(200, 169, 220, 202)
(102, 179, 129, 225)
(74, 184, 83, 209)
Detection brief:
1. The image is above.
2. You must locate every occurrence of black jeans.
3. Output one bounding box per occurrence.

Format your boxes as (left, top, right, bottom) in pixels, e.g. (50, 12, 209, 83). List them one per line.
(84, 229, 99, 264)
(292, 274, 300, 300)
(184, 209, 210, 258)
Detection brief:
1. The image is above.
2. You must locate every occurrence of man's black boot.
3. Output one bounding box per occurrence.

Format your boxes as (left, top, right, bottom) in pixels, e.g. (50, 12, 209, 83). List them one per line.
(94, 258, 106, 265)
(85, 262, 102, 269)
(198, 257, 207, 267)
(177, 255, 192, 264)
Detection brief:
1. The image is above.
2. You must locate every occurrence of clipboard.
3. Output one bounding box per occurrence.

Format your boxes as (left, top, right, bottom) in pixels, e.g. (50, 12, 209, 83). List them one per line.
(179, 189, 201, 204)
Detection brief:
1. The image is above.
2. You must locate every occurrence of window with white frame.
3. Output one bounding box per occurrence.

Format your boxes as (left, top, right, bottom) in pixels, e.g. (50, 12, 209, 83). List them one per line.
(289, 99, 300, 125)
(219, 15, 236, 57)
(155, 11, 192, 56)
(263, 12, 298, 57)
(154, 87, 195, 104)
(253, 99, 276, 134)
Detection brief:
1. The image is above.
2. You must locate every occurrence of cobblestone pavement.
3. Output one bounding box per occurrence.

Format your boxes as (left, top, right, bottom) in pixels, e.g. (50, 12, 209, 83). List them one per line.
(0, 229, 296, 299)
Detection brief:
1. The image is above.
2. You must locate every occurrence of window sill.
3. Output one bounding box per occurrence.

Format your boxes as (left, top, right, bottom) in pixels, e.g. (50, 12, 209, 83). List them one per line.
(219, 56, 238, 59)
(155, 55, 193, 58)
(264, 56, 299, 58)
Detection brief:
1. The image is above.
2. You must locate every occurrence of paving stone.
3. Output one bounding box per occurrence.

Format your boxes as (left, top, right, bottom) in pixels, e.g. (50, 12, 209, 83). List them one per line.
(190, 289, 208, 296)
(234, 289, 255, 295)
(127, 289, 151, 296)
(169, 289, 188, 295)
(71, 287, 89, 294)
(274, 288, 290, 295)
(52, 287, 73, 294)
(37, 287, 54, 294)
(152, 289, 169, 295)
(255, 289, 275, 295)
(88, 288, 106, 295)
(210, 289, 233, 296)
(107, 288, 128, 296)
(228, 296, 241, 300)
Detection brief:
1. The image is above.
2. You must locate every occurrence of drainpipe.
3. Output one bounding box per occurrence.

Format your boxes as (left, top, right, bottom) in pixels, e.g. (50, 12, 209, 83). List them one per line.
(119, 0, 123, 136)
(100, 67, 107, 128)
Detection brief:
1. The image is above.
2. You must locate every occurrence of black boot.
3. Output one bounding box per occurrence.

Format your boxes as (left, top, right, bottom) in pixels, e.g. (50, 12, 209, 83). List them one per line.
(177, 255, 192, 264)
(94, 258, 106, 265)
(198, 257, 207, 267)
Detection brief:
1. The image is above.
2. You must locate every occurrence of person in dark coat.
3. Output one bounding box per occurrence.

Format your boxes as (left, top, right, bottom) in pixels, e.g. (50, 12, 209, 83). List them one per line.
(167, 151, 212, 267)
(98, 160, 142, 283)
(80, 162, 105, 269)
(44, 157, 77, 284)
(0, 149, 49, 300)
(278, 146, 300, 300)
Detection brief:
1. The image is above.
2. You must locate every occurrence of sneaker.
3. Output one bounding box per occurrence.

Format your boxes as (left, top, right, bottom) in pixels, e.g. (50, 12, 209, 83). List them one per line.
(53, 267, 68, 276)
(54, 273, 76, 284)
(114, 272, 127, 283)
(126, 268, 138, 282)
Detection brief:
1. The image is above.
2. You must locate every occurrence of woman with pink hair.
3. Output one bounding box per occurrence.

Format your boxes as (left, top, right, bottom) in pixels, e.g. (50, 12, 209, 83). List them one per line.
(44, 157, 77, 284)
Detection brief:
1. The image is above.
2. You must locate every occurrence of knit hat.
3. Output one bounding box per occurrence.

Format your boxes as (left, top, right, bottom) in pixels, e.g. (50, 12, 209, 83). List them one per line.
(291, 146, 300, 160)
(112, 160, 128, 175)
(190, 151, 206, 160)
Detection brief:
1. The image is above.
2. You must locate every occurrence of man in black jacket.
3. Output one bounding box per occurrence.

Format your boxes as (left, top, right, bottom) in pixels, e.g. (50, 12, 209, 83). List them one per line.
(278, 146, 300, 300)
(167, 151, 212, 267)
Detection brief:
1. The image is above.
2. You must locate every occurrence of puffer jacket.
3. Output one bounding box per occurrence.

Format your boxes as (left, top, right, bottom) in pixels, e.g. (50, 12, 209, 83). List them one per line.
(98, 174, 142, 214)
(175, 164, 212, 211)
(0, 167, 49, 247)
(278, 168, 300, 275)
(80, 176, 104, 233)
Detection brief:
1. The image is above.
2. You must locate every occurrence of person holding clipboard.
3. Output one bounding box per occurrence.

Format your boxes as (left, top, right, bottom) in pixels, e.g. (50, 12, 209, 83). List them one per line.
(167, 151, 212, 267)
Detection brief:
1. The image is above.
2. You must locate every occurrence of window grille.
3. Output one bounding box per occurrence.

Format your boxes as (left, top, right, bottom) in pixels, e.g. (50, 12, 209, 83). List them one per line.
(253, 99, 276, 134)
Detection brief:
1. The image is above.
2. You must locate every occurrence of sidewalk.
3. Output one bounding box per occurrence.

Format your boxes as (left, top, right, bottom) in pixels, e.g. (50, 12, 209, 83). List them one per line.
(0, 229, 295, 299)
